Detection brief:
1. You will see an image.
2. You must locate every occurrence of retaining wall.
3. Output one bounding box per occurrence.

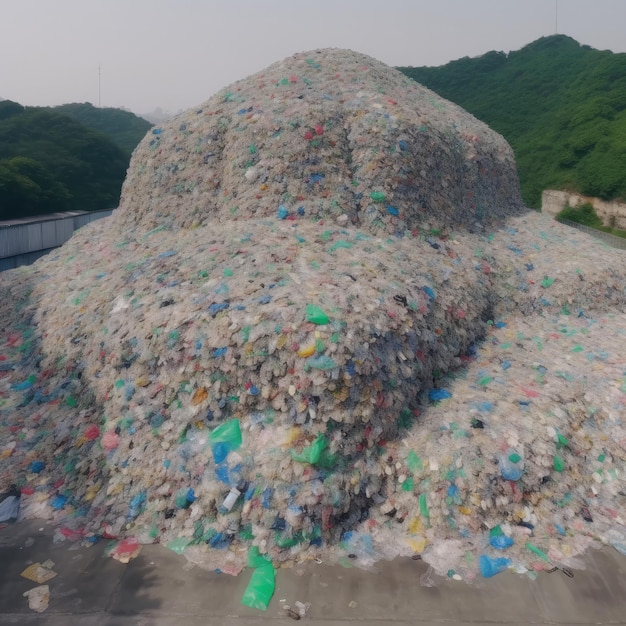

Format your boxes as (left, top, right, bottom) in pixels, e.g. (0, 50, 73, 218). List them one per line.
(0, 209, 114, 271)
(542, 190, 626, 229)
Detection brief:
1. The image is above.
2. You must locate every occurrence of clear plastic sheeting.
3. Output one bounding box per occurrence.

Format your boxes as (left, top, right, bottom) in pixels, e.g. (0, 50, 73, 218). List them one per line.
(1, 49, 625, 584)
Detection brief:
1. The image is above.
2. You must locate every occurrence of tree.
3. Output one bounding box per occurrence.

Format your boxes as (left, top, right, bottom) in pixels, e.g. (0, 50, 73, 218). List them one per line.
(0, 106, 128, 219)
(0, 100, 24, 121)
(0, 156, 71, 220)
(399, 35, 626, 207)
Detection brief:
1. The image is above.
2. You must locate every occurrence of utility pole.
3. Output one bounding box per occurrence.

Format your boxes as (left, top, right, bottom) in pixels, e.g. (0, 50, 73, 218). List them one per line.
(555, 0, 559, 34)
(98, 64, 101, 107)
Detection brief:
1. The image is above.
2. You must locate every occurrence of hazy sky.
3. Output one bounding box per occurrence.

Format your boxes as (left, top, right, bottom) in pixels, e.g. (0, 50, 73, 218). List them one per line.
(1, 0, 625, 115)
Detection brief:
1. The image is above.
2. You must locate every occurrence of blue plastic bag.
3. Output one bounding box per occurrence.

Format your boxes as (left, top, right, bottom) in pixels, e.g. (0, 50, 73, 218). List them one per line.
(490, 535, 515, 550)
(479, 554, 511, 578)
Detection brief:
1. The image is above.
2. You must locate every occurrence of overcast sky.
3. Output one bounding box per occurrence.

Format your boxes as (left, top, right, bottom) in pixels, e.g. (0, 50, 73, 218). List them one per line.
(1, 0, 625, 115)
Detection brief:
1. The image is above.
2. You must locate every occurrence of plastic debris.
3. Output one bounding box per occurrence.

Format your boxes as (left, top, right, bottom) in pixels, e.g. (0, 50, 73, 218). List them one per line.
(295, 601, 311, 617)
(0, 48, 626, 586)
(220, 485, 242, 513)
(489, 526, 514, 550)
(241, 547, 276, 611)
(0, 485, 20, 522)
(305, 304, 330, 326)
(284, 601, 310, 620)
(20, 562, 57, 584)
(284, 606, 301, 620)
(479, 555, 511, 578)
(109, 537, 142, 563)
(23, 585, 50, 613)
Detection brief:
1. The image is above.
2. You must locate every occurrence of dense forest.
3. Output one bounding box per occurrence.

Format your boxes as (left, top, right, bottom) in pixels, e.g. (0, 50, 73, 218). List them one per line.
(399, 35, 626, 208)
(0, 101, 151, 221)
(51, 102, 152, 158)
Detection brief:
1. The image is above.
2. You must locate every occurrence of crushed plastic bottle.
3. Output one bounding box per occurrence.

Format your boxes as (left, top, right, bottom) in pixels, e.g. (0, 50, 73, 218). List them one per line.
(220, 486, 242, 513)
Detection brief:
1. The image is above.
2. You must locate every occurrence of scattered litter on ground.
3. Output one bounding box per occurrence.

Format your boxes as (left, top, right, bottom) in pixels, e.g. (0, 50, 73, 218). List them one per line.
(1, 48, 625, 598)
(241, 546, 276, 610)
(284, 606, 299, 620)
(23, 585, 50, 613)
(284, 600, 311, 620)
(20, 562, 57, 584)
(295, 600, 311, 617)
(107, 537, 142, 563)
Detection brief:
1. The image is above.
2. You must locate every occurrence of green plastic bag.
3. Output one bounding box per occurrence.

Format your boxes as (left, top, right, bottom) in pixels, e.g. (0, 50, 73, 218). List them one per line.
(274, 529, 305, 548)
(208, 418, 242, 448)
(401, 476, 414, 492)
(407, 451, 423, 472)
(246, 545, 271, 569)
(166, 536, 192, 555)
(291, 433, 337, 468)
(305, 304, 329, 325)
(241, 547, 275, 611)
(208, 419, 242, 462)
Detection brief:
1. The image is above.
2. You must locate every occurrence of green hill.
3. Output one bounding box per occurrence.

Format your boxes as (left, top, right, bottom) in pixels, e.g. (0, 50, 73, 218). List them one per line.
(398, 35, 626, 208)
(51, 102, 152, 158)
(0, 101, 129, 220)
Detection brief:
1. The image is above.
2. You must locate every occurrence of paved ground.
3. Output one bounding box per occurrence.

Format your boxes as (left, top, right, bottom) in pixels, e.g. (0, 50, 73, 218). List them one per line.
(1, 519, 625, 625)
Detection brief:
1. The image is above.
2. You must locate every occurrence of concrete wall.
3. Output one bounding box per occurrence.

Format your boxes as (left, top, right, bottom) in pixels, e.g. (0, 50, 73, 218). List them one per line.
(0, 209, 114, 271)
(542, 190, 626, 230)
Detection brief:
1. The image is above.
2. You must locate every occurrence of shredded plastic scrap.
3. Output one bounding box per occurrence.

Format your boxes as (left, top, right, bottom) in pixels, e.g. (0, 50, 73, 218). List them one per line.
(1, 49, 626, 587)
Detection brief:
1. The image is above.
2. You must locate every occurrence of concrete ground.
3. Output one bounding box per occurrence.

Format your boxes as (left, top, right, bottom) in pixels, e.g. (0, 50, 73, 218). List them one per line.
(1, 519, 625, 626)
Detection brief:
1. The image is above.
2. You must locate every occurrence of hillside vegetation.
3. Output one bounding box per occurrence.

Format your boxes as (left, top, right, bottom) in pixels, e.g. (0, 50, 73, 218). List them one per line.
(399, 35, 626, 208)
(0, 101, 129, 220)
(0, 101, 152, 221)
(51, 102, 152, 158)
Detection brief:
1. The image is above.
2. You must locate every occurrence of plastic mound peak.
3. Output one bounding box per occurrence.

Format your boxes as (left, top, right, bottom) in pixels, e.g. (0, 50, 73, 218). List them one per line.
(1, 49, 626, 584)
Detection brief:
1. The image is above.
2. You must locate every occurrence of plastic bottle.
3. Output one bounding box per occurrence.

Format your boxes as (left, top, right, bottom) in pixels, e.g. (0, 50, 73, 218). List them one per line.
(221, 487, 241, 512)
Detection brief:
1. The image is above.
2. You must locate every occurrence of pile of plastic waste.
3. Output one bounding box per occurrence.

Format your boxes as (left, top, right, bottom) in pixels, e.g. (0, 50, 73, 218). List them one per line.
(1, 49, 625, 585)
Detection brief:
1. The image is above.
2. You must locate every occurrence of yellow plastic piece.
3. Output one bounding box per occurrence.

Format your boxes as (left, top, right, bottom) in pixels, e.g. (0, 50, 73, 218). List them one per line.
(408, 517, 424, 534)
(407, 537, 427, 553)
(297, 344, 316, 358)
(192, 387, 208, 405)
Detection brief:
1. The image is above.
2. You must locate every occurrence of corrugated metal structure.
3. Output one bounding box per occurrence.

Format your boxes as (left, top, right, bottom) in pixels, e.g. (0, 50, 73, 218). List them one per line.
(0, 209, 114, 271)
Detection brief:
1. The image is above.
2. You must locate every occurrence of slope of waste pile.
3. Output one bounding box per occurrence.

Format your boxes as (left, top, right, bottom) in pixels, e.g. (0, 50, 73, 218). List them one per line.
(1, 49, 626, 584)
